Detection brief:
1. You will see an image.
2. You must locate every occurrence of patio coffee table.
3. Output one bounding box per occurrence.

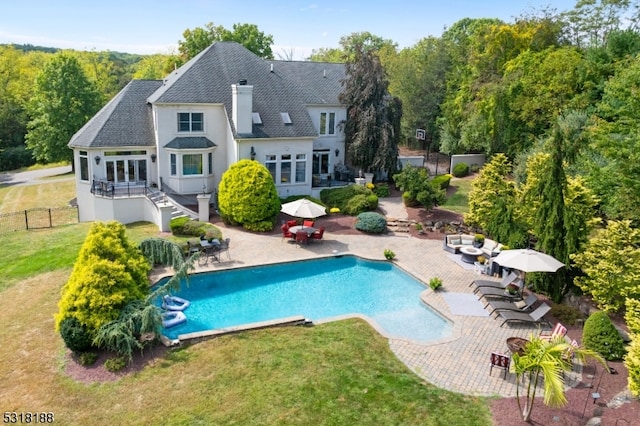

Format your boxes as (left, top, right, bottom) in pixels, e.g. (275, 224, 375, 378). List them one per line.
(460, 246, 482, 264)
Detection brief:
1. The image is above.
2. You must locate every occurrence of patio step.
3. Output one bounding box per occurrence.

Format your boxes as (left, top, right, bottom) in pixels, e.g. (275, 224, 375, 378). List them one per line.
(386, 217, 411, 233)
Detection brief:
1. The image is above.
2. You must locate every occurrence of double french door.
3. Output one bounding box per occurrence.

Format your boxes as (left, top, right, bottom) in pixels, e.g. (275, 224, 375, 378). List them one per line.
(106, 159, 147, 183)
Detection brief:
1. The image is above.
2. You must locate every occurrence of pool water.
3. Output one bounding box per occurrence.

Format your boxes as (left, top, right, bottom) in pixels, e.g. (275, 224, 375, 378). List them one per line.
(156, 255, 452, 343)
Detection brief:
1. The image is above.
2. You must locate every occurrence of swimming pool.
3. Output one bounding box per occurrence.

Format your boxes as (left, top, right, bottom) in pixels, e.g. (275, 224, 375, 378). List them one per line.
(156, 255, 452, 343)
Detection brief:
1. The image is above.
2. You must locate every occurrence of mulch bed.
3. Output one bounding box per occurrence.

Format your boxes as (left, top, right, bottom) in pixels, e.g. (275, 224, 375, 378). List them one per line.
(66, 200, 638, 424)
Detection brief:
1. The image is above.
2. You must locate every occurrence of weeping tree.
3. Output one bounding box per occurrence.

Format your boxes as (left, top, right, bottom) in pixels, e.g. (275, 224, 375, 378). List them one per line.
(92, 238, 198, 361)
(339, 42, 402, 178)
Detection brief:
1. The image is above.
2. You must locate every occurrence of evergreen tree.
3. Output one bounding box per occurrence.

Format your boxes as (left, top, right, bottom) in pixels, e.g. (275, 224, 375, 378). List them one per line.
(339, 42, 402, 177)
(55, 221, 151, 338)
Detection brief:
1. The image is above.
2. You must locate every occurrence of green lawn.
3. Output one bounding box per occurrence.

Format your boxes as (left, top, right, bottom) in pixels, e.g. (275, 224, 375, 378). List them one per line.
(441, 177, 473, 214)
(0, 178, 493, 425)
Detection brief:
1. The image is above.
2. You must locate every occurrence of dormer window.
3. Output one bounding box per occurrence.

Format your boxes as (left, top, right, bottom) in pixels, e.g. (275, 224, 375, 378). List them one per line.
(178, 112, 204, 132)
(280, 112, 292, 125)
(252, 112, 262, 124)
(320, 112, 335, 135)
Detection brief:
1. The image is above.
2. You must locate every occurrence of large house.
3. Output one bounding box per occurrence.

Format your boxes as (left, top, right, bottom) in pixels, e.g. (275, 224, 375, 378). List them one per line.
(69, 42, 348, 230)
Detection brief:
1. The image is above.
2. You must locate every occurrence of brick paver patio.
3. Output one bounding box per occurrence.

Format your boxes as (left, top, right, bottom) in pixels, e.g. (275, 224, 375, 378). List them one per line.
(185, 202, 581, 397)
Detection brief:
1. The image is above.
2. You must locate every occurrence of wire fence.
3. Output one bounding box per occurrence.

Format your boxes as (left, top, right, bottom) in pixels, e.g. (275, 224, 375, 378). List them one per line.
(0, 206, 79, 234)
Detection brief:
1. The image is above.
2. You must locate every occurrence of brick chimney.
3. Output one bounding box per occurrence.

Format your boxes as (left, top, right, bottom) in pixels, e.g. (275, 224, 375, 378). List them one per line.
(232, 80, 253, 135)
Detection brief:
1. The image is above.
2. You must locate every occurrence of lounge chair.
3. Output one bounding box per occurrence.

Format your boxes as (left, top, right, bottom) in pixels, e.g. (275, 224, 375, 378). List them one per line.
(540, 322, 567, 341)
(470, 271, 518, 290)
(486, 293, 538, 315)
(477, 282, 524, 305)
(498, 303, 552, 327)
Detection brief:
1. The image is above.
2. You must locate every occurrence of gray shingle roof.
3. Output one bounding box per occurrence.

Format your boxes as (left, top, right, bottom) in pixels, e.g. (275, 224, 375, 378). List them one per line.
(164, 137, 216, 149)
(69, 43, 346, 150)
(68, 80, 161, 148)
(269, 60, 345, 105)
(149, 42, 345, 138)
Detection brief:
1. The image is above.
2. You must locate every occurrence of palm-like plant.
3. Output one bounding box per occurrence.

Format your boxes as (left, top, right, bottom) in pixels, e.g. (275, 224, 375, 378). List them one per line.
(511, 335, 606, 422)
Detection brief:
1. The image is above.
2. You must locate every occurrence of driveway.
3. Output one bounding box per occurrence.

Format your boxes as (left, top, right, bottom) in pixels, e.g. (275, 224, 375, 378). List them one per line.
(0, 165, 73, 187)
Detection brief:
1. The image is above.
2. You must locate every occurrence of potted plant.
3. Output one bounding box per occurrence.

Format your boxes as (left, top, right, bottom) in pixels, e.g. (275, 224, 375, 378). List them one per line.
(429, 277, 443, 291)
(473, 233, 485, 248)
(383, 249, 396, 260)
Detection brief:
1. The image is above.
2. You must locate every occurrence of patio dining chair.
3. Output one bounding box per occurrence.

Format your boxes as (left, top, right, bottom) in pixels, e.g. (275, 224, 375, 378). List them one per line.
(489, 352, 511, 379)
(217, 238, 231, 260)
(310, 227, 325, 243)
(295, 230, 309, 245)
(303, 219, 315, 227)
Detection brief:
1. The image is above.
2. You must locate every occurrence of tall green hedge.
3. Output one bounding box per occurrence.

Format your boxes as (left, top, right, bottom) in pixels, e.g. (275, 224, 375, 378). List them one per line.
(55, 221, 151, 340)
(218, 159, 280, 231)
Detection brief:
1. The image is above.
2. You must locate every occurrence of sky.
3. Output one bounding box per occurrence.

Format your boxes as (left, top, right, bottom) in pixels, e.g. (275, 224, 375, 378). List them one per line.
(0, 0, 579, 60)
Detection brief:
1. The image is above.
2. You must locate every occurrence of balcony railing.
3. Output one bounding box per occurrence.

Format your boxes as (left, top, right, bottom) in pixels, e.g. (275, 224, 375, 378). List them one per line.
(91, 179, 148, 198)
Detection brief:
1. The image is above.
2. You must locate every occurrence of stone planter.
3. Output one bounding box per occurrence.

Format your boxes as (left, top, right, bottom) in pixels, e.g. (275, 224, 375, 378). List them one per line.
(364, 173, 374, 184)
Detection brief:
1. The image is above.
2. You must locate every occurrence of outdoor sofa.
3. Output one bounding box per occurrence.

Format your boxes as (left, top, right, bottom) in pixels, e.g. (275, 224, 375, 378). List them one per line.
(442, 234, 475, 254)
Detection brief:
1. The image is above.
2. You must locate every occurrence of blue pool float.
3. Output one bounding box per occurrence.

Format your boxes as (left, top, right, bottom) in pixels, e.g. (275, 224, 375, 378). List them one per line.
(162, 311, 187, 328)
(162, 295, 190, 311)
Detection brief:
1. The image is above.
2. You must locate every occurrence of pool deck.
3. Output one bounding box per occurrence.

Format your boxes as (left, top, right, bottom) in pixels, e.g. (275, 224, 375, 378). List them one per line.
(183, 199, 581, 398)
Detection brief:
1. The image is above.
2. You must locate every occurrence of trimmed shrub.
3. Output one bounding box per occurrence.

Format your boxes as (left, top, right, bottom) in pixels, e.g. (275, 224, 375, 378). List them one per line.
(373, 182, 390, 198)
(182, 220, 222, 240)
(624, 298, 640, 397)
(429, 277, 443, 290)
(431, 174, 452, 190)
(218, 159, 280, 231)
(345, 194, 370, 215)
(393, 165, 444, 209)
(383, 249, 395, 260)
(59, 316, 94, 353)
(78, 351, 98, 366)
(322, 184, 376, 216)
(549, 304, 582, 326)
(104, 356, 127, 372)
(583, 311, 626, 361)
(355, 212, 387, 233)
(169, 217, 190, 234)
(452, 162, 469, 177)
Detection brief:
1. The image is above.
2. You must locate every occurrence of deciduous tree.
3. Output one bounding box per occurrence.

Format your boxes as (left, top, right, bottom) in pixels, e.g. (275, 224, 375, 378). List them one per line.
(571, 220, 640, 312)
(25, 52, 101, 164)
(178, 22, 274, 61)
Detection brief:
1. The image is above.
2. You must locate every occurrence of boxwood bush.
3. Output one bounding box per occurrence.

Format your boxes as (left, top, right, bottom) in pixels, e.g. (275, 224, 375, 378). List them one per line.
(59, 316, 94, 353)
(355, 212, 387, 233)
(431, 174, 452, 190)
(583, 311, 626, 361)
(452, 162, 469, 177)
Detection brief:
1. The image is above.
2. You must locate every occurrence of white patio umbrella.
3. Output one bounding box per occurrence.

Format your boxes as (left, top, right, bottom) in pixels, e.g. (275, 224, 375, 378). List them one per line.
(493, 249, 565, 273)
(280, 198, 327, 219)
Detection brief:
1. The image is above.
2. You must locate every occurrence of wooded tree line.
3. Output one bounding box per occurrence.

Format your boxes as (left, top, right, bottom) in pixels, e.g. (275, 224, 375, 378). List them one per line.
(2, 1, 640, 224)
